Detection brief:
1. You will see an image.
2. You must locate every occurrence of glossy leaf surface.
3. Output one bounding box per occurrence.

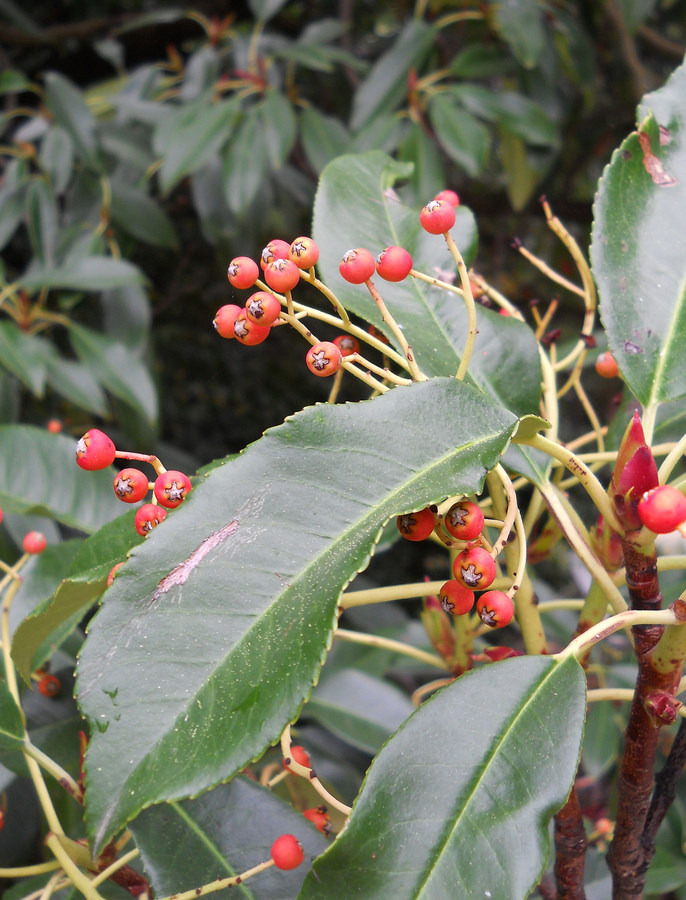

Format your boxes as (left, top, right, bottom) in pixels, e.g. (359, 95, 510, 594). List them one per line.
(591, 60, 686, 408)
(299, 656, 586, 900)
(131, 777, 328, 900)
(78, 378, 517, 852)
(313, 151, 542, 416)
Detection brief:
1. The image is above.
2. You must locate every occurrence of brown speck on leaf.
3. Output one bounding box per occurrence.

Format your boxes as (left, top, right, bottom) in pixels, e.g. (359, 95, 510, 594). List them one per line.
(623, 339, 643, 355)
(638, 130, 677, 186)
(622, 149, 632, 160)
(620, 240, 628, 252)
(659, 125, 671, 145)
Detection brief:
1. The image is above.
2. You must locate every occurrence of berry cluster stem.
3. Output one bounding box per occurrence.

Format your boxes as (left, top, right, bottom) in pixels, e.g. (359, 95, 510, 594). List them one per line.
(443, 233, 477, 381)
(363, 279, 427, 382)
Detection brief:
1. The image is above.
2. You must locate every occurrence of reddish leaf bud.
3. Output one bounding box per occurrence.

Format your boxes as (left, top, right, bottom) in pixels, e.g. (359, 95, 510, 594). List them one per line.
(610, 411, 659, 530)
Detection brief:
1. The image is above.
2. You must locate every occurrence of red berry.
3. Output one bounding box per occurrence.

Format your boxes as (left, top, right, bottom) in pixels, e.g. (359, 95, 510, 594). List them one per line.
(213, 304, 243, 339)
(233, 311, 271, 346)
(47, 419, 63, 433)
(476, 590, 515, 628)
(434, 189, 460, 207)
(333, 334, 360, 357)
(638, 485, 686, 534)
(397, 507, 436, 542)
(339, 248, 376, 284)
(376, 246, 413, 282)
(419, 199, 456, 235)
(227, 256, 259, 289)
(438, 579, 475, 616)
(107, 561, 125, 586)
(444, 500, 484, 541)
(368, 324, 390, 345)
(283, 744, 311, 773)
(306, 341, 342, 377)
(271, 834, 304, 870)
(113, 468, 149, 504)
(153, 470, 192, 509)
(303, 806, 332, 835)
(260, 239, 290, 269)
(452, 546, 496, 590)
(75, 429, 116, 471)
(134, 503, 167, 536)
(289, 237, 319, 269)
(23, 531, 47, 554)
(245, 291, 282, 326)
(37, 674, 61, 697)
(264, 258, 300, 293)
(595, 351, 619, 378)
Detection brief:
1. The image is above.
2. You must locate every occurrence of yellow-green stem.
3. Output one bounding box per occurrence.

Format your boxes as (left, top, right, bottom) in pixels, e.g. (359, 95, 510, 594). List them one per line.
(334, 627, 448, 670)
(444, 233, 477, 380)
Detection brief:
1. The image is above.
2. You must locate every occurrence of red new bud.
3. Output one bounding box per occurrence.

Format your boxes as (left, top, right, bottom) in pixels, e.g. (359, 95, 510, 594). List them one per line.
(610, 412, 659, 530)
(644, 690, 681, 726)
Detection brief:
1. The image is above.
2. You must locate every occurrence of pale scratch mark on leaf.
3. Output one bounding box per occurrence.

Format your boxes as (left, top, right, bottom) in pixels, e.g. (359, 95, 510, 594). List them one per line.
(638, 130, 677, 187)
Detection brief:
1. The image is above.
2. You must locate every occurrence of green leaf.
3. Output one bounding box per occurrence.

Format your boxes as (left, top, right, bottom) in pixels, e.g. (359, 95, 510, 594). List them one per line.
(39, 126, 75, 194)
(0, 69, 32, 94)
(110, 179, 178, 250)
(19, 256, 144, 291)
(248, 0, 289, 22)
(44, 72, 102, 172)
(68, 324, 158, 425)
(260, 90, 297, 171)
(222, 108, 271, 214)
(0, 322, 47, 395)
(299, 107, 352, 175)
(488, 0, 546, 69)
(499, 127, 540, 211)
(396, 123, 445, 203)
(77, 378, 517, 852)
(0, 425, 123, 532)
(591, 61, 686, 408)
(449, 43, 518, 78)
(428, 94, 490, 177)
(307, 669, 415, 754)
(298, 656, 586, 900)
(313, 151, 542, 415)
(180, 47, 220, 102)
(0, 680, 25, 752)
(131, 777, 329, 900)
(12, 512, 143, 683)
(615, 0, 660, 33)
(26, 179, 58, 267)
(44, 355, 109, 417)
(156, 97, 241, 195)
(350, 21, 436, 132)
(0, 183, 27, 251)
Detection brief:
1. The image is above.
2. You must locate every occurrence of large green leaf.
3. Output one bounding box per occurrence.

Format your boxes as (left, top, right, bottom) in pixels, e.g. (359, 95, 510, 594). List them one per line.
(298, 655, 586, 900)
(222, 107, 271, 214)
(0, 322, 48, 395)
(26, 179, 58, 267)
(313, 151, 542, 416)
(0, 680, 25, 752)
(110, 179, 178, 250)
(44, 72, 102, 172)
(77, 378, 518, 852)
(488, 0, 546, 69)
(591, 60, 686, 409)
(131, 777, 329, 900)
(0, 426, 123, 532)
(427, 95, 490, 178)
(19, 257, 144, 292)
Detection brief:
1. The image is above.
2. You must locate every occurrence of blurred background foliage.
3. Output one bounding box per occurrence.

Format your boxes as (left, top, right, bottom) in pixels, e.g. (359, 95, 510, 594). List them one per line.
(0, 0, 685, 466)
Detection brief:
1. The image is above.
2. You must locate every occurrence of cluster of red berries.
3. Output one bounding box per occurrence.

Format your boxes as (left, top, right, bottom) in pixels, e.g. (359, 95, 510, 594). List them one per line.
(396, 500, 514, 628)
(75, 428, 192, 537)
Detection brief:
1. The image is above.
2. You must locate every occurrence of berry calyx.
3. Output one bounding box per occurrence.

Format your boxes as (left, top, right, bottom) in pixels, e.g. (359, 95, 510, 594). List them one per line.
(397, 507, 436, 542)
(476, 590, 515, 628)
(113, 468, 150, 504)
(333, 334, 360, 357)
(289, 237, 319, 269)
(438, 579, 475, 616)
(595, 351, 619, 378)
(638, 485, 686, 534)
(264, 257, 300, 293)
(260, 239, 290, 269)
(153, 471, 192, 509)
(444, 500, 485, 541)
(339, 248, 376, 284)
(283, 744, 311, 773)
(37, 674, 61, 697)
(245, 291, 282, 326)
(134, 503, 167, 536)
(213, 304, 243, 339)
(233, 311, 271, 346)
(270, 834, 304, 870)
(376, 246, 413, 282)
(75, 429, 116, 471)
(419, 199, 456, 235)
(23, 531, 47, 554)
(434, 189, 460, 206)
(227, 256, 259, 290)
(306, 341, 342, 377)
(303, 805, 332, 835)
(452, 546, 496, 590)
